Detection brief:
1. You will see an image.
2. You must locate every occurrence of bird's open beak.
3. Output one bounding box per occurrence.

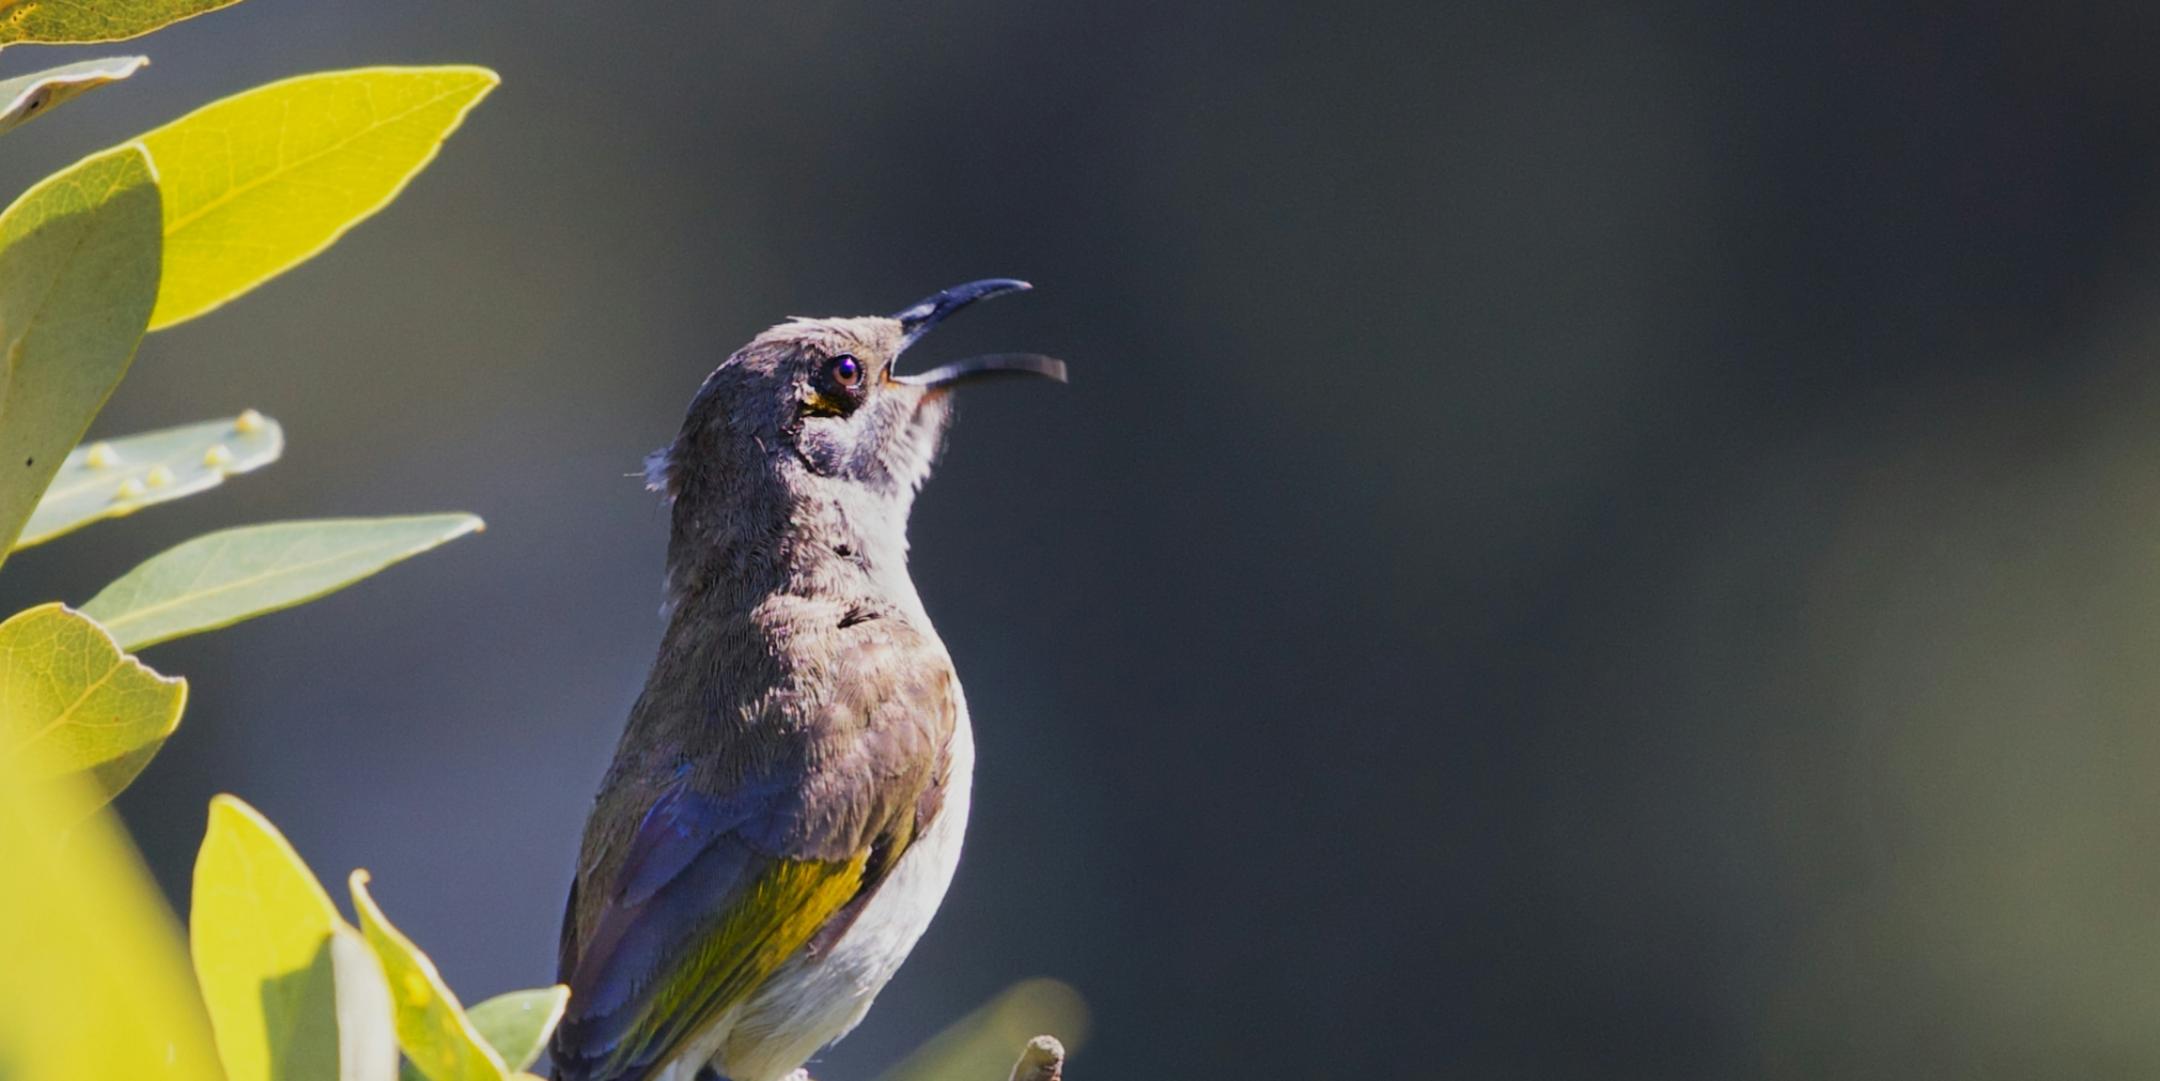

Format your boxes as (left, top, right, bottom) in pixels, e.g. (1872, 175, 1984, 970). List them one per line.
(890, 278, 1069, 388)
(893, 352, 1068, 387)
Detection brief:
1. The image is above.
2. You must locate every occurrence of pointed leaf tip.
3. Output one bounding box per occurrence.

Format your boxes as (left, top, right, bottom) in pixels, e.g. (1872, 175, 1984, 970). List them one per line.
(0, 603, 184, 805)
(15, 411, 284, 550)
(0, 0, 248, 44)
(466, 987, 570, 1072)
(351, 870, 510, 1081)
(0, 56, 149, 137)
(82, 513, 484, 650)
(139, 66, 499, 329)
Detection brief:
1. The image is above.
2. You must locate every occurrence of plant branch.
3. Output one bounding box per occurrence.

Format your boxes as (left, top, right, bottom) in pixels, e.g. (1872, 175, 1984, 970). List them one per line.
(1007, 1036, 1065, 1081)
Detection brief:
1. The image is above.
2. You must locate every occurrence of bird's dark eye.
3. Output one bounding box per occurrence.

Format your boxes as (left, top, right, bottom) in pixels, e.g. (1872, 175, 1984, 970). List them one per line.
(803, 353, 869, 418)
(827, 354, 863, 389)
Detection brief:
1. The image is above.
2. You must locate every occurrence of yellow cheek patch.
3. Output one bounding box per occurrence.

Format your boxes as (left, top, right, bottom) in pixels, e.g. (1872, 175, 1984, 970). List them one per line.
(800, 389, 851, 417)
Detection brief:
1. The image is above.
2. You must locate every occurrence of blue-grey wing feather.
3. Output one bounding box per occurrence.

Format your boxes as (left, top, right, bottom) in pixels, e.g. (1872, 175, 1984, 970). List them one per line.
(552, 782, 778, 1079)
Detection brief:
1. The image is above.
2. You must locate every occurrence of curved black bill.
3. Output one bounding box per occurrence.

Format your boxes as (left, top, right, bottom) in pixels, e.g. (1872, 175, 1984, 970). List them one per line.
(893, 278, 1033, 347)
(892, 352, 1069, 389)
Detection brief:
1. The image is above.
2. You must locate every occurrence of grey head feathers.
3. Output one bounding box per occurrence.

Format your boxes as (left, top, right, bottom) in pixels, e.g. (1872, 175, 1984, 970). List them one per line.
(646, 315, 953, 616)
(642, 283, 1064, 618)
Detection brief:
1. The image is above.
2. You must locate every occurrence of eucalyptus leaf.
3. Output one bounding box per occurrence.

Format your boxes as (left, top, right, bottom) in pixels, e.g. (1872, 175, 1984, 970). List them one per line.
(192, 794, 387, 1081)
(333, 925, 402, 1081)
(0, 144, 162, 563)
(0, 602, 184, 804)
(15, 410, 283, 550)
(81, 513, 484, 651)
(352, 870, 511, 1081)
(0, 0, 244, 44)
(0, 55, 147, 136)
(0, 743, 221, 1081)
(402, 988, 568, 1081)
(465, 988, 569, 1073)
(137, 65, 498, 329)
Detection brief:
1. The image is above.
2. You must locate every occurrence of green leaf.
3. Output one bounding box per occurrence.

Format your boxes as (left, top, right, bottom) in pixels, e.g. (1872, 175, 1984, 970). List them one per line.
(138, 65, 498, 330)
(351, 870, 511, 1081)
(0, 55, 147, 137)
(400, 987, 567, 1081)
(81, 513, 484, 651)
(15, 410, 283, 549)
(0, 0, 244, 44)
(0, 743, 222, 1081)
(0, 602, 185, 804)
(466, 988, 569, 1073)
(192, 794, 400, 1081)
(0, 143, 162, 564)
(876, 979, 1091, 1081)
(332, 924, 403, 1081)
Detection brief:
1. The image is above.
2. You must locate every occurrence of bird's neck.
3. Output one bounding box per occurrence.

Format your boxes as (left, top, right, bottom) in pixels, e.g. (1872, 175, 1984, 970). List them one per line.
(663, 481, 928, 629)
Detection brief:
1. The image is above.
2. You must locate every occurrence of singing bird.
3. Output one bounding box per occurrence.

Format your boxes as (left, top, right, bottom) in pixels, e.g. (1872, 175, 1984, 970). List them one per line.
(551, 281, 1065, 1081)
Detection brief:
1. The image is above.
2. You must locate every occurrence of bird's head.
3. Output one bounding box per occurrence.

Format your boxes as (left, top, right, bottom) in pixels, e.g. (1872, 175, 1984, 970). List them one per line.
(651, 279, 1063, 594)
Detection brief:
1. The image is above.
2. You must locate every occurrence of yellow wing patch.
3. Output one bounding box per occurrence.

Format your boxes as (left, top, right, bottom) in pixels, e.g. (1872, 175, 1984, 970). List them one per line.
(606, 854, 868, 1078)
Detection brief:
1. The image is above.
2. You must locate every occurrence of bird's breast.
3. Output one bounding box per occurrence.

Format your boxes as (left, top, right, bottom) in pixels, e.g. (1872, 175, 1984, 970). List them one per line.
(702, 694, 976, 1081)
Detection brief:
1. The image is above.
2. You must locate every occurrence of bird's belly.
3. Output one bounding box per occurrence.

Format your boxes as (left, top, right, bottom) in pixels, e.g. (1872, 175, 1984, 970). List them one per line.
(674, 714, 975, 1081)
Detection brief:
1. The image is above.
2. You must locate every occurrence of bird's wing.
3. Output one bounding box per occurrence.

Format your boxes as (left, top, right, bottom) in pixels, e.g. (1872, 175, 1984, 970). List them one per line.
(551, 628, 956, 1081)
(549, 779, 871, 1081)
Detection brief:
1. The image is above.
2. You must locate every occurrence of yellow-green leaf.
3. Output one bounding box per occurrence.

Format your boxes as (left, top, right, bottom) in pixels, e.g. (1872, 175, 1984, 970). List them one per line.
(0, 737, 221, 1081)
(0, 602, 185, 804)
(332, 922, 402, 1081)
(402, 987, 567, 1081)
(193, 794, 399, 1081)
(467, 987, 569, 1073)
(16, 409, 283, 549)
(876, 979, 1091, 1081)
(0, 143, 162, 564)
(81, 513, 484, 651)
(0, 0, 244, 44)
(352, 869, 510, 1081)
(137, 65, 498, 329)
(0, 55, 147, 137)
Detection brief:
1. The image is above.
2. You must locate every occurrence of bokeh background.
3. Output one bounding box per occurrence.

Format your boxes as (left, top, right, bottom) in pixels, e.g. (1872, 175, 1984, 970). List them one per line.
(7, 3, 2160, 1077)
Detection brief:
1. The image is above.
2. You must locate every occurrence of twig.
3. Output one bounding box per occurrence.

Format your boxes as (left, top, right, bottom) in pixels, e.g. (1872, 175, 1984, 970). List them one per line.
(1007, 1036, 1065, 1081)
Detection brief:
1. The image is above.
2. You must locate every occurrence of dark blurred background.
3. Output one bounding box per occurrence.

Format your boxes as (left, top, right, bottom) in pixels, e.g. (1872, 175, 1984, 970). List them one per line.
(9, 2, 2160, 1077)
